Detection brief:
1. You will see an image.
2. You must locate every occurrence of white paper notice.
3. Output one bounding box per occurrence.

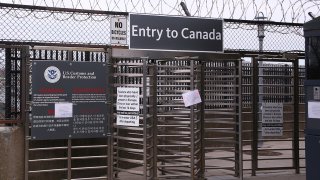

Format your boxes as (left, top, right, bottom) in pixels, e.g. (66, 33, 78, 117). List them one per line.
(262, 103, 283, 123)
(116, 87, 140, 111)
(182, 89, 202, 107)
(55, 103, 73, 118)
(117, 115, 139, 126)
(308, 101, 320, 119)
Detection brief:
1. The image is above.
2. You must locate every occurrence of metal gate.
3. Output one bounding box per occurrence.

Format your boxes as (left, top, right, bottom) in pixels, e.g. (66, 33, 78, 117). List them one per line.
(241, 56, 305, 176)
(203, 56, 242, 178)
(156, 57, 203, 179)
(111, 54, 157, 179)
(0, 46, 306, 179)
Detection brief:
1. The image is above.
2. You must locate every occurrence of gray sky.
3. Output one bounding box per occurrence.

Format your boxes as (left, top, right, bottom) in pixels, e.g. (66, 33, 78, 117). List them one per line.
(1, 0, 319, 23)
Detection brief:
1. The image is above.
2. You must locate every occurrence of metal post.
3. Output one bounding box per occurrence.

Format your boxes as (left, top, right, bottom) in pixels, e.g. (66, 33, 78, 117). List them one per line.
(235, 59, 243, 179)
(14, 48, 18, 119)
(5, 48, 12, 119)
(107, 49, 114, 180)
(151, 61, 158, 179)
(85, 51, 90, 62)
(22, 46, 30, 180)
(252, 58, 259, 176)
(190, 59, 195, 179)
(239, 59, 243, 180)
(67, 51, 73, 61)
(180, 2, 191, 16)
(142, 57, 148, 179)
(293, 58, 300, 174)
(200, 60, 205, 179)
(67, 139, 72, 180)
(256, 12, 266, 148)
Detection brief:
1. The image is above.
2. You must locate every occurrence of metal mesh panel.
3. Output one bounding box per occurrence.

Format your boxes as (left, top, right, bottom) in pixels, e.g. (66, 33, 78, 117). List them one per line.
(156, 58, 203, 179)
(3, 48, 22, 120)
(30, 49, 108, 62)
(0, 6, 115, 45)
(224, 23, 304, 52)
(242, 62, 253, 108)
(0, 4, 305, 54)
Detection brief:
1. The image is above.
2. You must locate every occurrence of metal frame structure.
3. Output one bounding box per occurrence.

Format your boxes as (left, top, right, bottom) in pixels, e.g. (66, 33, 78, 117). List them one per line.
(243, 57, 304, 176)
(0, 45, 305, 179)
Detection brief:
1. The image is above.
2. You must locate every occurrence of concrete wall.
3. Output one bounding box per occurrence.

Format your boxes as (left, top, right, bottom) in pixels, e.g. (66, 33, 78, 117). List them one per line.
(0, 126, 24, 180)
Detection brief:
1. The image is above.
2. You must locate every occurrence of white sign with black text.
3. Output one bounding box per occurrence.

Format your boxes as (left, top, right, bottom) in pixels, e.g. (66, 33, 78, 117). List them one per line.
(262, 103, 283, 136)
(111, 17, 127, 45)
(116, 87, 140, 126)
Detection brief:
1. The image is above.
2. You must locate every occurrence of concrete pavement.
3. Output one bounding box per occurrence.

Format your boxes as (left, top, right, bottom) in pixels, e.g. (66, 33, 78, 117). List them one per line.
(208, 174, 306, 180)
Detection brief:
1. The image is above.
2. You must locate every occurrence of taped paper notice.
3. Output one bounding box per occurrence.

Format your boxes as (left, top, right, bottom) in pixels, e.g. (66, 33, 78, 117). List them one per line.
(55, 103, 73, 118)
(117, 87, 140, 111)
(308, 101, 320, 119)
(117, 115, 139, 126)
(182, 89, 202, 107)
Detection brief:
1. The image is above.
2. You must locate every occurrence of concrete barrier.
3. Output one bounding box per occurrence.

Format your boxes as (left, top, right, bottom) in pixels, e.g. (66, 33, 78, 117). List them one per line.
(0, 126, 24, 180)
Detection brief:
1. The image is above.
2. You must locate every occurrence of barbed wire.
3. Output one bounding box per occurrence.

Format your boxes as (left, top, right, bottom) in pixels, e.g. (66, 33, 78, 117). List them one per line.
(2, 0, 320, 23)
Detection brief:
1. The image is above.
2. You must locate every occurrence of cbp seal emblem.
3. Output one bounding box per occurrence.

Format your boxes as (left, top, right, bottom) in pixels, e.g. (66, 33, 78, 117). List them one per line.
(44, 66, 61, 83)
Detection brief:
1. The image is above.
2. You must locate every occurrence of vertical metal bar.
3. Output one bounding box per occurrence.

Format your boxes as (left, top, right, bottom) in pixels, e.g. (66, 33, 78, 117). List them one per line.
(142, 57, 148, 179)
(14, 48, 18, 118)
(190, 59, 195, 179)
(22, 46, 30, 180)
(68, 139, 72, 180)
(293, 58, 300, 174)
(85, 51, 90, 62)
(44, 50, 48, 60)
(108, 49, 114, 180)
(67, 51, 73, 61)
(55, 50, 58, 60)
(5, 48, 12, 119)
(252, 58, 259, 176)
(238, 59, 243, 180)
(151, 61, 158, 179)
(235, 60, 240, 177)
(200, 60, 205, 179)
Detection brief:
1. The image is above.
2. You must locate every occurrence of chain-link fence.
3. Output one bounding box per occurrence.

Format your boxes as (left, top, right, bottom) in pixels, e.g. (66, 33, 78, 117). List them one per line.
(0, 3, 304, 53)
(224, 20, 304, 53)
(0, 3, 306, 121)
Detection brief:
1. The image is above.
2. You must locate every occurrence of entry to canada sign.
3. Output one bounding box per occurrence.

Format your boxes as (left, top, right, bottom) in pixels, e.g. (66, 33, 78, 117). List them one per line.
(130, 14, 223, 52)
(31, 61, 109, 140)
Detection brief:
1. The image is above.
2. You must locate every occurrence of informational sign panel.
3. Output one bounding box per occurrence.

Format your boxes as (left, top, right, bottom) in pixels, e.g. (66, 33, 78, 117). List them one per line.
(116, 87, 140, 126)
(129, 14, 223, 52)
(31, 61, 108, 140)
(111, 17, 127, 45)
(262, 103, 283, 136)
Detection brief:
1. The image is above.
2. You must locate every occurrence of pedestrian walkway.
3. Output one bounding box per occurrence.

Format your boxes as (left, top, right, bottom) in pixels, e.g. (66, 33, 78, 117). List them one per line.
(208, 173, 306, 180)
